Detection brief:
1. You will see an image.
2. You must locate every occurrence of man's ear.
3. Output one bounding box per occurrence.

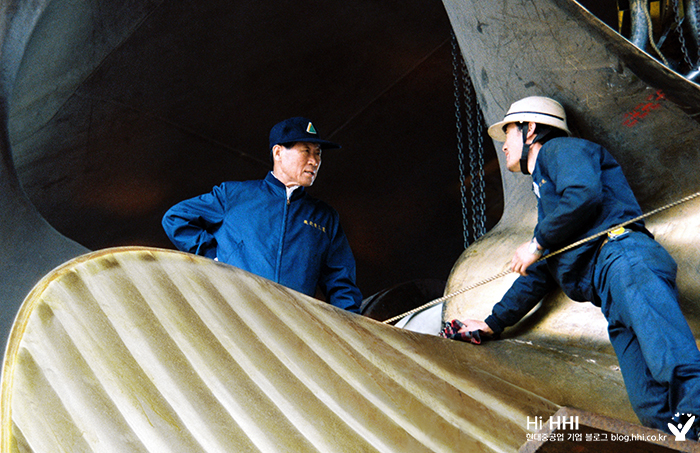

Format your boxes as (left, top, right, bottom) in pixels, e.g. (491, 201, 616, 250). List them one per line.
(526, 121, 538, 143)
(271, 144, 283, 162)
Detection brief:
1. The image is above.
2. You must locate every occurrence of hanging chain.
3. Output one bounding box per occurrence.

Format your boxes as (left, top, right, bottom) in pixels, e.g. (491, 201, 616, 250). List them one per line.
(461, 59, 480, 241)
(475, 107, 487, 238)
(462, 61, 485, 240)
(382, 190, 700, 325)
(462, 62, 487, 239)
(672, 0, 697, 69)
(628, 0, 700, 73)
(452, 31, 470, 249)
(452, 31, 488, 244)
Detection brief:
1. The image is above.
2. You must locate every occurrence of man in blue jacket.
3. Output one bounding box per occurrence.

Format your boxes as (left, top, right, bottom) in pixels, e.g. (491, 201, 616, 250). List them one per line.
(457, 96, 700, 437)
(162, 117, 362, 313)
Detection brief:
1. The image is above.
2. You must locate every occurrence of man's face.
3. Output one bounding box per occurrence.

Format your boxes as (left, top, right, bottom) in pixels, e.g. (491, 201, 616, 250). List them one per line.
(502, 123, 524, 173)
(273, 141, 322, 187)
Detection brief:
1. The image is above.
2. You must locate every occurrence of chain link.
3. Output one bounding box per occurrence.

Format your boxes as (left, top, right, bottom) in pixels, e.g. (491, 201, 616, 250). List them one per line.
(461, 59, 479, 240)
(475, 108, 487, 238)
(672, 0, 696, 69)
(628, 0, 700, 74)
(464, 63, 487, 239)
(460, 61, 480, 239)
(452, 31, 488, 245)
(451, 31, 470, 249)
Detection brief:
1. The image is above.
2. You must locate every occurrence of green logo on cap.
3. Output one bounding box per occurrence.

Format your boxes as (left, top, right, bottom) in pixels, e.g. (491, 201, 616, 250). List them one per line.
(306, 122, 317, 134)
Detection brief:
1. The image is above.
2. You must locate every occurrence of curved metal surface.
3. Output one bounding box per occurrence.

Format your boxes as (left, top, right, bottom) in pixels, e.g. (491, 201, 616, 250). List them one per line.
(2, 247, 567, 452)
(441, 0, 700, 426)
(3, 0, 700, 450)
(0, 0, 480, 357)
(0, 0, 88, 356)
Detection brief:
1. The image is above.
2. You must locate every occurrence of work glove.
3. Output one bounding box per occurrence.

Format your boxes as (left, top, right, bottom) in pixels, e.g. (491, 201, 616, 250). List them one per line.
(439, 319, 486, 344)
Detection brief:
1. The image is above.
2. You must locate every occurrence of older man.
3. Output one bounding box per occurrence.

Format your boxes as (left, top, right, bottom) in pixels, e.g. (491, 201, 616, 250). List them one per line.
(163, 117, 362, 313)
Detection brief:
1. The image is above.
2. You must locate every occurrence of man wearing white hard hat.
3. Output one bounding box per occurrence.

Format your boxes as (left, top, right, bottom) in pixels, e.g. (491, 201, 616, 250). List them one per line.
(455, 96, 700, 438)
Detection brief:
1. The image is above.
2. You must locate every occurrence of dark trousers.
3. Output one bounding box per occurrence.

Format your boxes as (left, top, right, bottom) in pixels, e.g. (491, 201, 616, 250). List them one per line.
(594, 231, 700, 437)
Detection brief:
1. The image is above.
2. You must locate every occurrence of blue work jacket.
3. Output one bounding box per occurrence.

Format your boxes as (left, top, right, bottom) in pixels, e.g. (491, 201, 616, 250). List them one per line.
(162, 172, 362, 313)
(486, 137, 647, 333)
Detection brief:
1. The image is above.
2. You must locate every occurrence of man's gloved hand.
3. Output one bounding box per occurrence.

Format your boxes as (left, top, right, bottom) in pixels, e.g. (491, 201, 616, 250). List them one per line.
(440, 319, 485, 344)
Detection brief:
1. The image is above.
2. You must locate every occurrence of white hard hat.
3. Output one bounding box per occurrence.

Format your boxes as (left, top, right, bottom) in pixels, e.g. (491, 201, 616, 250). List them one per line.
(487, 96, 571, 141)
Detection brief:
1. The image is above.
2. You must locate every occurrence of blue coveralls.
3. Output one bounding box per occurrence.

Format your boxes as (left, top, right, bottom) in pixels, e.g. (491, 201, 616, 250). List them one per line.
(484, 137, 700, 434)
(162, 172, 363, 313)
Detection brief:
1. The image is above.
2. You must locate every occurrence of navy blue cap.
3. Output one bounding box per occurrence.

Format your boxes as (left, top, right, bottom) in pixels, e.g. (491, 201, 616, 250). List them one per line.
(269, 117, 341, 150)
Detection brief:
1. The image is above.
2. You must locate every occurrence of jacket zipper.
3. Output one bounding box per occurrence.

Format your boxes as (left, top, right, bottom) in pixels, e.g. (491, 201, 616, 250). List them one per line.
(275, 195, 290, 282)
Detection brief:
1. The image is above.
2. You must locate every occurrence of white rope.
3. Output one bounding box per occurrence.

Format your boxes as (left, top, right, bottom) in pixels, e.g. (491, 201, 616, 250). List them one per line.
(382, 190, 700, 325)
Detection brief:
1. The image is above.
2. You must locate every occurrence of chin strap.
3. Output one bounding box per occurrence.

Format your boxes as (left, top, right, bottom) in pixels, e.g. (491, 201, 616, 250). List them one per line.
(519, 127, 531, 175)
(519, 124, 552, 175)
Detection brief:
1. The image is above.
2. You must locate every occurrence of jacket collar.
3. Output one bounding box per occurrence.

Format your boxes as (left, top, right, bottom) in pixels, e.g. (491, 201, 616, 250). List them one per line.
(265, 172, 306, 200)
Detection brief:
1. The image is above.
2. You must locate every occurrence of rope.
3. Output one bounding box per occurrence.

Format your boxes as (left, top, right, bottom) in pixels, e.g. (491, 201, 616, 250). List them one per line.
(382, 190, 700, 325)
(643, 0, 670, 66)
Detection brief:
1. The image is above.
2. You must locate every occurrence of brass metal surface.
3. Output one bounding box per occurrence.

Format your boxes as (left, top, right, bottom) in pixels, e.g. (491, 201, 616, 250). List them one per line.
(441, 0, 700, 430)
(4, 1, 700, 451)
(2, 247, 565, 452)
